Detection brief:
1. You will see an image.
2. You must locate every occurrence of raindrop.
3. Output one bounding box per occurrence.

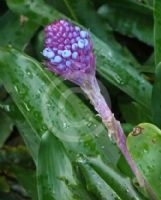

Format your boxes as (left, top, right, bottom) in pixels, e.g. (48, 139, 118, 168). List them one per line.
(87, 121, 92, 127)
(114, 75, 125, 85)
(26, 69, 33, 78)
(14, 86, 19, 93)
(108, 51, 112, 57)
(24, 103, 30, 112)
(63, 122, 68, 128)
(143, 149, 148, 153)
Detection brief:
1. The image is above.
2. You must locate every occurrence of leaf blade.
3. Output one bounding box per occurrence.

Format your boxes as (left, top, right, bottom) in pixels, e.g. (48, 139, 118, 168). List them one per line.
(127, 123, 161, 199)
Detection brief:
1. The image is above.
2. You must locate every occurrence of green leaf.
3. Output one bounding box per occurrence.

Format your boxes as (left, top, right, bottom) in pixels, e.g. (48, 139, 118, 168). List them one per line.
(11, 166, 38, 200)
(120, 101, 152, 125)
(0, 11, 38, 50)
(127, 123, 161, 199)
(152, 63, 161, 128)
(0, 47, 119, 165)
(37, 131, 92, 200)
(77, 158, 121, 200)
(0, 176, 10, 193)
(16, 119, 40, 163)
(6, 0, 152, 110)
(98, 0, 153, 46)
(154, 0, 161, 65)
(0, 100, 40, 163)
(152, 0, 161, 128)
(11, 104, 40, 163)
(0, 145, 33, 168)
(86, 156, 145, 200)
(0, 110, 13, 148)
(130, 0, 153, 7)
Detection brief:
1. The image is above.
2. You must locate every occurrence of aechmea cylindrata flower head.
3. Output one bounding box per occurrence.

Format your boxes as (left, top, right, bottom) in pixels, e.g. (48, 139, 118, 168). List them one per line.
(42, 20, 146, 187)
(43, 19, 95, 85)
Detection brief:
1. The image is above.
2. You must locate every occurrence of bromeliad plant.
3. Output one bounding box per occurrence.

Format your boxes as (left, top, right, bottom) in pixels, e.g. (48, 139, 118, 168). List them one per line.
(42, 19, 144, 186)
(1, 0, 161, 199)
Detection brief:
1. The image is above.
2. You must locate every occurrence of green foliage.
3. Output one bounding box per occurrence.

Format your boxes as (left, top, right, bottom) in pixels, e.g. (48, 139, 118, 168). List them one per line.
(154, 0, 161, 65)
(152, 63, 161, 128)
(0, 110, 13, 148)
(152, 1, 161, 128)
(0, 0, 160, 199)
(37, 131, 92, 200)
(127, 123, 161, 199)
(98, 0, 153, 46)
(0, 11, 38, 50)
(80, 156, 145, 200)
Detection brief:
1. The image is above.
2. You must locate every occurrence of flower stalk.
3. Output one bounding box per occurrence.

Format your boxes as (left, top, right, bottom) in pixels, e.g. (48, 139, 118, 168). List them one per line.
(42, 19, 145, 187)
(80, 75, 144, 186)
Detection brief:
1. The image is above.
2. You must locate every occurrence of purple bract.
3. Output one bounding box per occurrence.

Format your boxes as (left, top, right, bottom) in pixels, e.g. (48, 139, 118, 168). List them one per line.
(43, 19, 95, 84)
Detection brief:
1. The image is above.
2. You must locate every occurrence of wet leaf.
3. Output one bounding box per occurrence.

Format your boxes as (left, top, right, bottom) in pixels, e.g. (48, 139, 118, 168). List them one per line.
(152, 63, 161, 128)
(154, 0, 161, 65)
(78, 158, 121, 200)
(127, 123, 161, 199)
(120, 101, 152, 125)
(0, 11, 38, 50)
(0, 110, 13, 148)
(12, 166, 38, 200)
(85, 156, 145, 200)
(98, 0, 153, 46)
(37, 131, 92, 200)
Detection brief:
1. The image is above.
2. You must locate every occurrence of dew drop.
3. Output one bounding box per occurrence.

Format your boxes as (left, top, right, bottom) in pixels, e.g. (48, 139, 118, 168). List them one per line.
(114, 75, 125, 85)
(24, 103, 30, 112)
(14, 86, 18, 93)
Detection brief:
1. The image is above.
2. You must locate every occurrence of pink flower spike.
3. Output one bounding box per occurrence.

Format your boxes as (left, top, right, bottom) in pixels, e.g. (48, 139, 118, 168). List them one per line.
(43, 19, 95, 85)
(42, 19, 147, 189)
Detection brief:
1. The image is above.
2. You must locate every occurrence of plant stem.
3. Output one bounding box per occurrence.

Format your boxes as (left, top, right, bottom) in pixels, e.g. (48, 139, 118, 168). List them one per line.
(81, 76, 145, 186)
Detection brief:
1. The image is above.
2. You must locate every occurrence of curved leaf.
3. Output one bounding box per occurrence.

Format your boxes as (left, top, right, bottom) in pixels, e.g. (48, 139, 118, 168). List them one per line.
(154, 0, 161, 65)
(152, 63, 161, 128)
(85, 156, 145, 200)
(98, 0, 153, 46)
(127, 123, 161, 199)
(77, 158, 121, 200)
(0, 10, 38, 50)
(0, 110, 13, 148)
(37, 131, 92, 200)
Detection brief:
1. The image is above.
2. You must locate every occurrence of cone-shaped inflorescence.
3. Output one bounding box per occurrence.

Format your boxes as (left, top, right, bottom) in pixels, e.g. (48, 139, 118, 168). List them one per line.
(43, 19, 95, 85)
(42, 19, 146, 188)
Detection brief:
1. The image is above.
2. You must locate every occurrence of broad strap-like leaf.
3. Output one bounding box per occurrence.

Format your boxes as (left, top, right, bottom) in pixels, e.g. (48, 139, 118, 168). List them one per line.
(0, 110, 13, 148)
(154, 0, 161, 65)
(37, 131, 92, 200)
(98, 0, 153, 46)
(152, 0, 161, 128)
(84, 156, 145, 200)
(127, 123, 161, 199)
(0, 11, 38, 50)
(152, 63, 161, 128)
(77, 158, 121, 200)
